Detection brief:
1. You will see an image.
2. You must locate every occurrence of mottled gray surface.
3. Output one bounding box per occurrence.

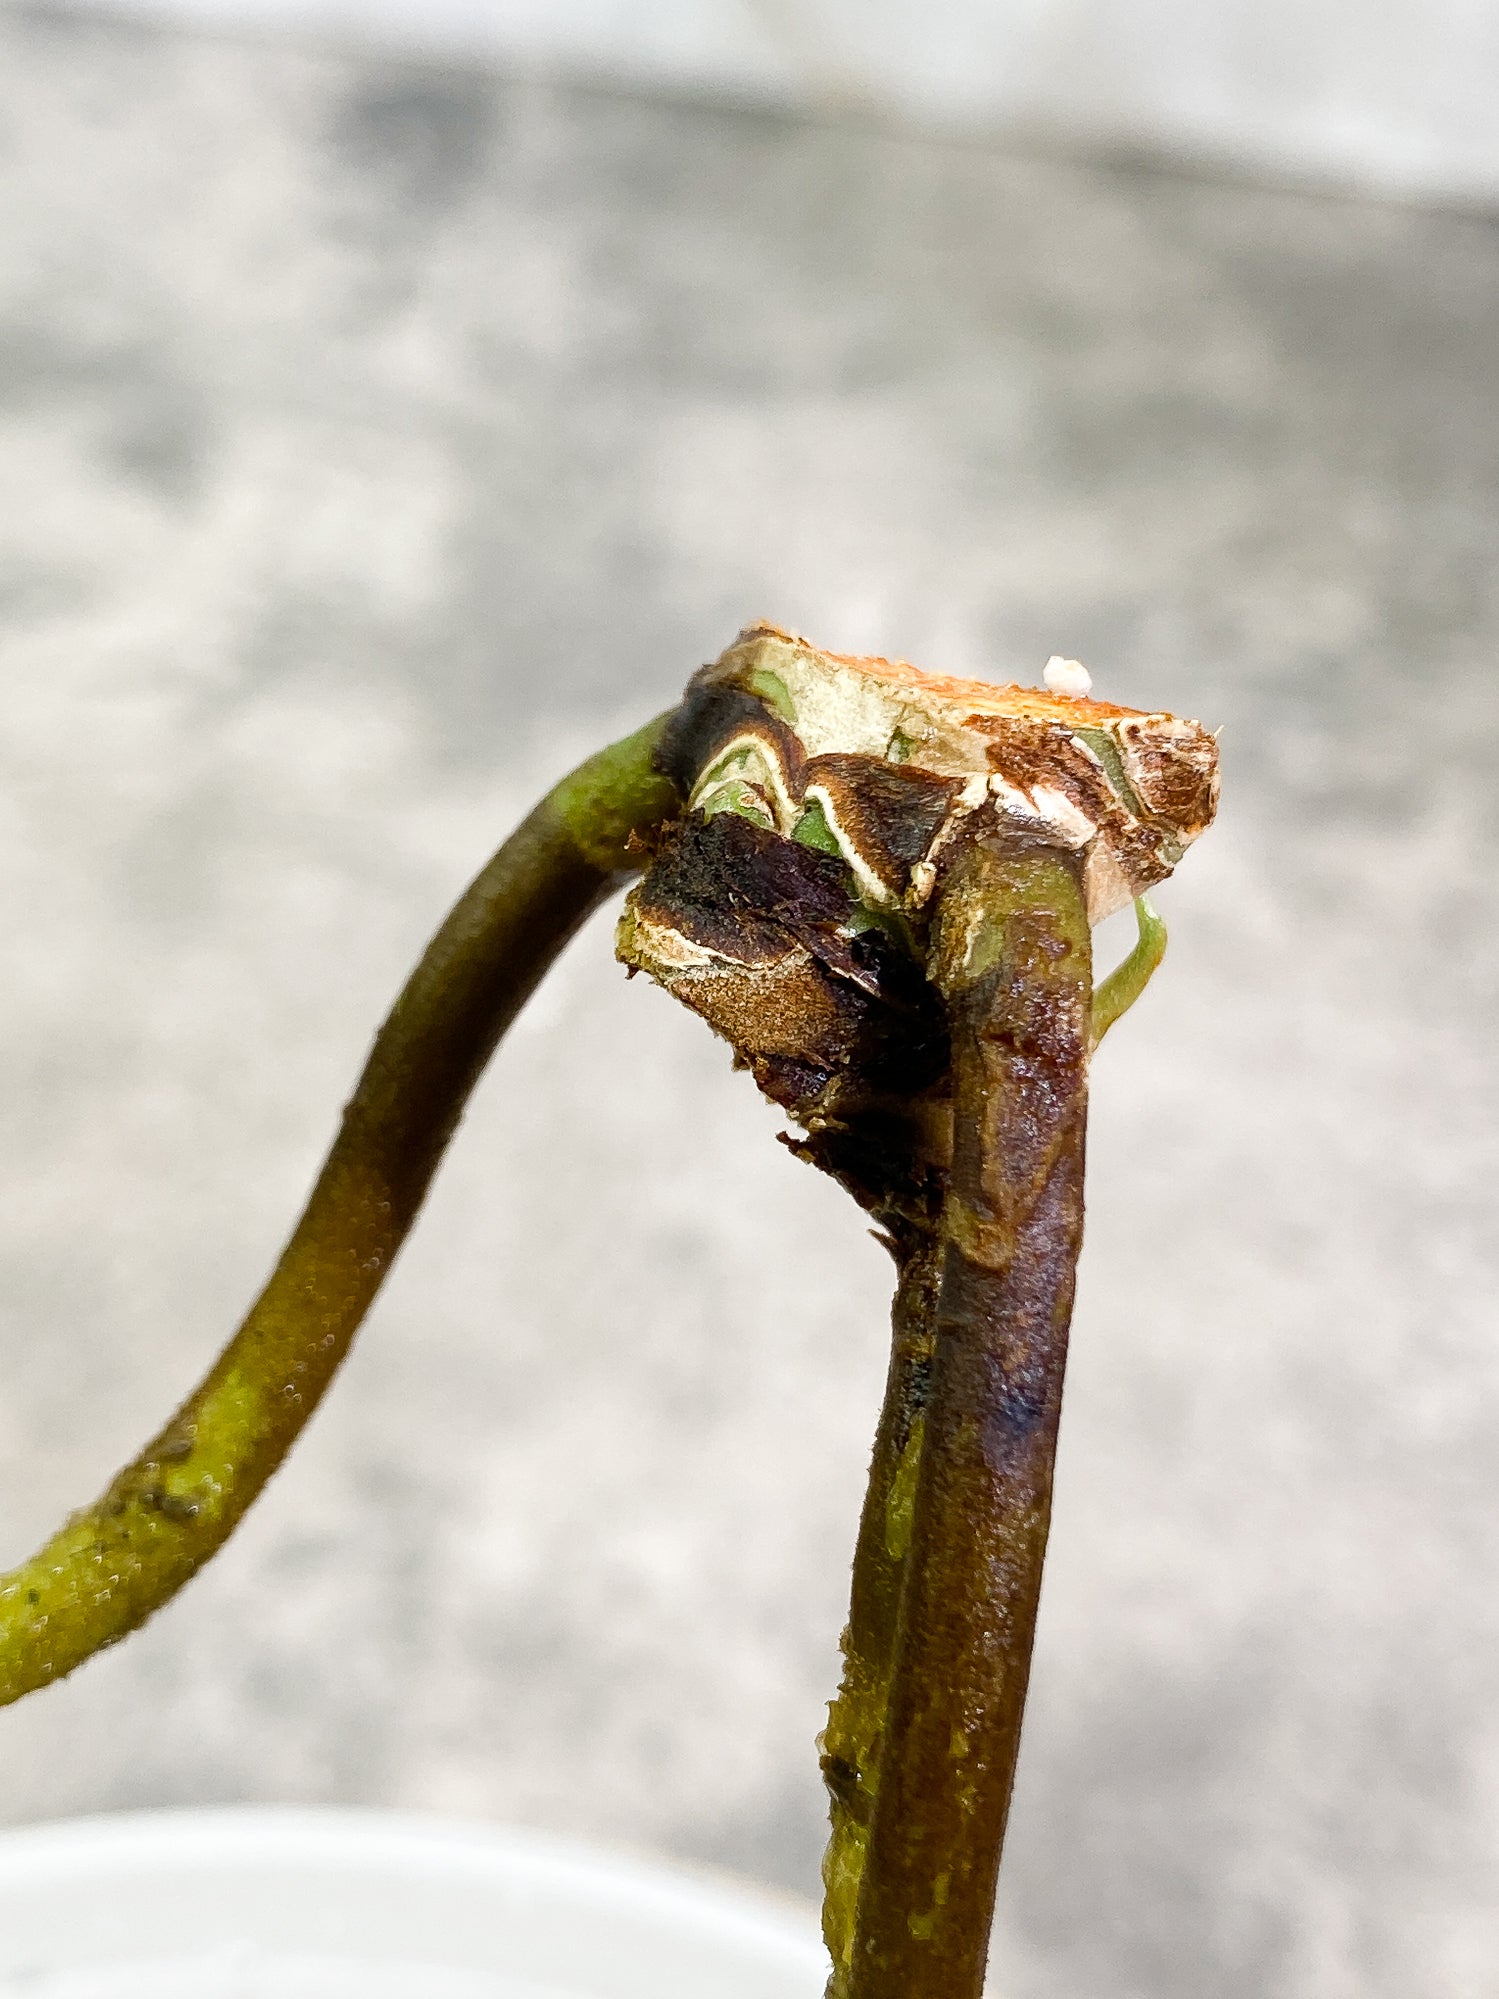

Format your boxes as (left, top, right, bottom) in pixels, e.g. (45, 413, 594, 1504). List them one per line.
(0, 9, 1497, 1997)
(59, 0, 1499, 204)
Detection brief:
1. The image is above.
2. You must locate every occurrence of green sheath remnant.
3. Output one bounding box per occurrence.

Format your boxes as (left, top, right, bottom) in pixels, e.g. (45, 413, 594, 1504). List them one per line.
(0, 715, 678, 1706)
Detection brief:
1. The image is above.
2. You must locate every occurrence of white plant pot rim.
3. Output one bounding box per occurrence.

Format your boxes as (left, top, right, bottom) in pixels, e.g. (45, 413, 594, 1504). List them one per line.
(0, 1803, 827, 1996)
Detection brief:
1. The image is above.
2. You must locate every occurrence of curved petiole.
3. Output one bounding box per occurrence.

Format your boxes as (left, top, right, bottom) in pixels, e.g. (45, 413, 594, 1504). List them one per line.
(0, 714, 679, 1707)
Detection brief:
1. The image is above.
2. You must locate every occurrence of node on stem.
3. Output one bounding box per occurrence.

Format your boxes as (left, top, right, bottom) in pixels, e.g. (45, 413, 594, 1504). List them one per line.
(619, 623, 1218, 1999)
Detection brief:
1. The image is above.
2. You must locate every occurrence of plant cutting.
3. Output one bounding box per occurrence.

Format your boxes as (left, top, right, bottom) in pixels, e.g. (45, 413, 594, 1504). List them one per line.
(0, 623, 1217, 1998)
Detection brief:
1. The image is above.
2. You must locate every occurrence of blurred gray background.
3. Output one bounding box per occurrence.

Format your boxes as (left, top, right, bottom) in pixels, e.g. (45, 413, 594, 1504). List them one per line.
(1, 4, 1497, 1996)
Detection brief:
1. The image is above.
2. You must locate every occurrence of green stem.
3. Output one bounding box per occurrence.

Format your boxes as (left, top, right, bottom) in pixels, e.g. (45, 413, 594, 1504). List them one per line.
(0, 715, 678, 1706)
(821, 1236, 942, 1981)
(843, 839, 1093, 1999)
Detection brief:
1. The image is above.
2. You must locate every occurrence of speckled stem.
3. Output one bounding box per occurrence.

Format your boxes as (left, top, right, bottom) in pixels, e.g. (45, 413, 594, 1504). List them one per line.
(820, 1234, 942, 1974)
(841, 837, 1092, 1999)
(0, 715, 678, 1706)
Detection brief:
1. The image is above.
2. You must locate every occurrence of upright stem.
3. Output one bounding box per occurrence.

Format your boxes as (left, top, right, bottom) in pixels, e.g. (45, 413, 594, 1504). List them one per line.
(821, 1236, 942, 1974)
(840, 838, 1092, 1999)
(0, 715, 678, 1705)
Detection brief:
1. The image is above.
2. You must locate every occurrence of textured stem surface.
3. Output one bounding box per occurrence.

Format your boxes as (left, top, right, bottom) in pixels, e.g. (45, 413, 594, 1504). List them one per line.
(840, 839, 1092, 1999)
(821, 1236, 942, 1972)
(0, 715, 678, 1705)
